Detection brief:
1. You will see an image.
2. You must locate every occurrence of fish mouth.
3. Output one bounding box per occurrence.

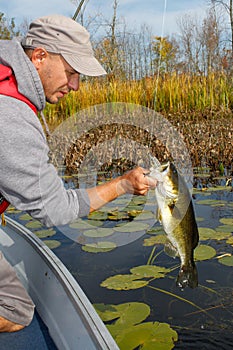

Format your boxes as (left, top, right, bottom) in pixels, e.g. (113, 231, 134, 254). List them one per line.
(149, 159, 180, 199)
(149, 161, 170, 180)
(152, 162, 178, 199)
(156, 181, 176, 199)
(159, 162, 170, 172)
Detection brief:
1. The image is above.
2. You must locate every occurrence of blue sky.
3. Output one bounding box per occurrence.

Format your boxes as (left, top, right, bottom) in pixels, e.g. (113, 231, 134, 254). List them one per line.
(1, 0, 207, 36)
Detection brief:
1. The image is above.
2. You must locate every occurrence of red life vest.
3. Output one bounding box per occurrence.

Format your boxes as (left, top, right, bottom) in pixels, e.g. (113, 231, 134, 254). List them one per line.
(0, 64, 38, 214)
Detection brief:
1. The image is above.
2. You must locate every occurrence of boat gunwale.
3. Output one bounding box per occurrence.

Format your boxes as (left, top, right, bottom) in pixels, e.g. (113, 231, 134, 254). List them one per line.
(1, 216, 119, 350)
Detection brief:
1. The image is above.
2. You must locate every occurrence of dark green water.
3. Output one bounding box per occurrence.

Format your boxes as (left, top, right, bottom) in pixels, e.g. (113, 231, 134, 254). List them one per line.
(9, 174, 233, 349)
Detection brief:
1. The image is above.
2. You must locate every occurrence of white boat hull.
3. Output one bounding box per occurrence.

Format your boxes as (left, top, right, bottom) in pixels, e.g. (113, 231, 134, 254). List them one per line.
(0, 217, 119, 350)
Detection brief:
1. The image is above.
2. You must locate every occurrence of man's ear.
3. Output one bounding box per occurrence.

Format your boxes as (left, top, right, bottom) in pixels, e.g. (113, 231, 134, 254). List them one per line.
(31, 48, 48, 69)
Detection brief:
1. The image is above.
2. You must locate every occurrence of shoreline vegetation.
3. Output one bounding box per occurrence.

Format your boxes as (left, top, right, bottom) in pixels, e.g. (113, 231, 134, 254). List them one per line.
(44, 73, 233, 173)
(0, 7, 232, 172)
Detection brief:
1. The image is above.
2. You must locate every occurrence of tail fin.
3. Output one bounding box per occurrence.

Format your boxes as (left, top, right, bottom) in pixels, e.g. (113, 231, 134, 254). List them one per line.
(176, 263, 198, 289)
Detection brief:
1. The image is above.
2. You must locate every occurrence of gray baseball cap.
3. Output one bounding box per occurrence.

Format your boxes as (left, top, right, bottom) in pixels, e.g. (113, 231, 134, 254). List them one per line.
(22, 14, 107, 77)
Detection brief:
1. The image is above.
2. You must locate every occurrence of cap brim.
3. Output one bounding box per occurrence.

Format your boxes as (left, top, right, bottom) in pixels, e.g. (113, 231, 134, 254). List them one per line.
(62, 53, 107, 77)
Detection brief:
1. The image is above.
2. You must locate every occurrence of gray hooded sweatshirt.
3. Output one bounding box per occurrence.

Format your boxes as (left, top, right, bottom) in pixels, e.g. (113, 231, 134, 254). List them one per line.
(0, 38, 90, 226)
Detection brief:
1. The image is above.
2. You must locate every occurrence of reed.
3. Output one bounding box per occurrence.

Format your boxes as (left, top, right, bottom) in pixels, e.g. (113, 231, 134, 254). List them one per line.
(43, 72, 233, 128)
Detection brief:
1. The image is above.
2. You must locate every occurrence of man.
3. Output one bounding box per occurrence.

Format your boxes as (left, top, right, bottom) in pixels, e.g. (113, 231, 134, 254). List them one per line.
(0, 14, 156, 332)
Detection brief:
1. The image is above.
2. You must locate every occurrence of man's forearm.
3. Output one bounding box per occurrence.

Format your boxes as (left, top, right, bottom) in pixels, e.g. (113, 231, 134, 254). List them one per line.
(86, 167, 157, 213)
(86, 176, 125, 212)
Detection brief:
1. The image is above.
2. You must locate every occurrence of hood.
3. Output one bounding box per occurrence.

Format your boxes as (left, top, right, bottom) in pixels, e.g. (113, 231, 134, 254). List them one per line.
(0, 38, 46, 111)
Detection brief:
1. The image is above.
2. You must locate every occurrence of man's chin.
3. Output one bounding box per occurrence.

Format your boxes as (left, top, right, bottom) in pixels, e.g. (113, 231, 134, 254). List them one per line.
(46, 96, 60, 104)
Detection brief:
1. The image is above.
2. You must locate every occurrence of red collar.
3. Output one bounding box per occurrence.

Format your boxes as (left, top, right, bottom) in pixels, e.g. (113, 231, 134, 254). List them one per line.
(0, 64, 38, 214)
(0, 64, 37, 114)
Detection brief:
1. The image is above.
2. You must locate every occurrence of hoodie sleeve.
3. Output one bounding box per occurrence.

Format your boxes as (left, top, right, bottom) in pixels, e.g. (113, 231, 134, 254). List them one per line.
(0, 96, 90, 227)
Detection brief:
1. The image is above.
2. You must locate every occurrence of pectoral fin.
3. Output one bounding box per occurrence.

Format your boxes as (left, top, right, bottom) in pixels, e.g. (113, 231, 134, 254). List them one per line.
(156, 208, 162, 223)
(164, 239, 178, 258)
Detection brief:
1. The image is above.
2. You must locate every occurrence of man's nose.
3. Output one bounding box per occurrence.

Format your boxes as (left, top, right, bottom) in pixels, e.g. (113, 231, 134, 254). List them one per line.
(68, 74, 80, 91)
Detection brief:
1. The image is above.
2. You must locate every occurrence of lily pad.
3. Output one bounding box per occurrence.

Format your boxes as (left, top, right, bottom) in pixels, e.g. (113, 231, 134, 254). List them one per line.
(206, 186, 232, 192)
(198, 227, 231, 241)
(34, 228, 56, 239)
(219, 218, 233, 225)
(143, 234, 166, 247)
(146, 227, 165, 235)
(116, 322, 178, 350)
(195, 173, 210, 178)
(127, 209, 142, 218)
(69, 219, 101, 230)
(108, 211, 129, 221)
(94, 302, 150, 327)
(19, 213, 32, 221)
(101, 274, 148, 290)
(6, 206, 21, 214)
(130, 265, 170, 278)
(214, 231, 232, 240)
(114, 198, 132, 206)
(82, 241, 116, 253)
(196, 217, 205, 222)
(61, 175, 73, 180)
(198, 227, 216, 241)
(226, 236, 233, 246)
(196, 199, 227, 206)
(194, 245, 216, 261)
(114, 222, 149, 233)
(127, 205, 144, 211)
(43, 240, 61, 249)
(215, 225, 233, 234)
(131, 197, 147, 205)
(25, 220, 43, 229)
(192, 189, 211, 196)
(94, 303, 120, 322)
(97, 300, 178, 348)
(83, 228, 114, 238)
(86, 220, 103, 227)
(218, 255, 233, 266)
(134, 211, 156, 221)
(87, 211, 108, 221)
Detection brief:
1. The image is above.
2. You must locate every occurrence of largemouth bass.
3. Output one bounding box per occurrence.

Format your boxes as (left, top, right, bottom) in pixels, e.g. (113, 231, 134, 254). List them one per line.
(149, 161, 199, 289)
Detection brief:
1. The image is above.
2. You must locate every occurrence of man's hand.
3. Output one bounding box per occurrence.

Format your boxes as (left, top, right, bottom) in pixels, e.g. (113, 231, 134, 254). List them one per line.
(86, 167, 157, 212)
(120, 167, 157, 195)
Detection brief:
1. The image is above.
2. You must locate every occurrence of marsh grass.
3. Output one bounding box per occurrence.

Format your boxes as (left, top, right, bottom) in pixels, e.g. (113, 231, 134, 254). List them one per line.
(43, 72, 232, 169)
(43, 72, 233, 128)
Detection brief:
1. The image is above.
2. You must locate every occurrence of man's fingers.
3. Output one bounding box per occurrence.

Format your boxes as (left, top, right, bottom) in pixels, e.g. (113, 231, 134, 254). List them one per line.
(145, 174, 157, 189)
(140, 167, 157, 189)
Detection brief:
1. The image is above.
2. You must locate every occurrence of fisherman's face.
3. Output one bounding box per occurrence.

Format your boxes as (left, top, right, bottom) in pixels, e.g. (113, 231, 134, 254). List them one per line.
(32, 48, 80, 104)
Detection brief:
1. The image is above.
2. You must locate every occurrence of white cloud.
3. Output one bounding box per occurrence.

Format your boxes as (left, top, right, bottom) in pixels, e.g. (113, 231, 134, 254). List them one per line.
(1, 0, 208, 36)
(85, 0, 208, 36)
